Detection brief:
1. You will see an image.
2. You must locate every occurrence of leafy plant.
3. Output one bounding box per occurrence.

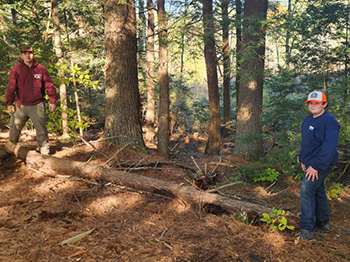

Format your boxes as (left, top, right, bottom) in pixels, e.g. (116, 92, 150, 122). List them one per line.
(253, 168, 280, 183)
(237, 211, 249, 224)
(260, 208, 295, 231)
(326, 183, 343, 201)
(47, 106, 90, 139)
(236, 163, 282, 184)
(294, 172, 304, 181)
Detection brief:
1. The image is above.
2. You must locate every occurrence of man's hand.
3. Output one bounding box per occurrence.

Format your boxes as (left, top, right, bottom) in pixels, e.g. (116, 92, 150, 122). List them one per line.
(7, 105, 15, 114)
(305, 166, 318, 181)
(49, 104, 56, 112)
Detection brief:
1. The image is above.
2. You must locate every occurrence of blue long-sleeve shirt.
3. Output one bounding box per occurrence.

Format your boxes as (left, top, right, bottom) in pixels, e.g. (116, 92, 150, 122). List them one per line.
(299, 111, 340, 171)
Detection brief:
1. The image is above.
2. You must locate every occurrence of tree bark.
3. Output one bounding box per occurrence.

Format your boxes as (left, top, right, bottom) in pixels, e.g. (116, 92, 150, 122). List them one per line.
(157, 0, 170, 158)
(235, 0, 242, 118)
(235, 0, 267, 161)
(6, 143, 272, 216)
(138, 0, 147, 92)
(221, 0, 231, 137)
(203, 0, 220, 155)
(144, 0, 156, 143)
(104, 0, 145, 149)
(51, 0, 69, 139)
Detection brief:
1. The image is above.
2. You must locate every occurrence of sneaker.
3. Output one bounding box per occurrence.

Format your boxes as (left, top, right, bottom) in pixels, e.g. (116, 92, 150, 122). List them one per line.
(40, 151, 50, 156)
(315, 223, 330, 232)
(300, 229, 314, 240)
(0, 150, 13, 161)
(40, 143, 50, 156)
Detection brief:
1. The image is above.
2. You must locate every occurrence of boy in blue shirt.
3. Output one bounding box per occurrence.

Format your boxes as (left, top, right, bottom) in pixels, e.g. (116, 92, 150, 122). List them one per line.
(299, 91, 340, 240)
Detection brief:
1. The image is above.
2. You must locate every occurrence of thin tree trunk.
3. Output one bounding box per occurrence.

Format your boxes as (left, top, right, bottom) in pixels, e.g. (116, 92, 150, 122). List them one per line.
(51, 0, 69, 139)
(235, 0, 242, 125)
(180, 0, 188, 76)
(203, 0, 220, 155)
(104, 0, 145, 149)
(285, 0, 298, 69)
(44, 7, 52, 43)
(342, 2, 350, 137)
(9, 0, 19, 46)
(157, 0, 170, 158)
(144, 0, 156, 143)
(285, 0, 291, 68)
(71, 59, 83, 137)
(63, 10, 83, 138)
(221, 0, 231, 137)
(235, 0, 267, 160)
(9, 0, 17, 25)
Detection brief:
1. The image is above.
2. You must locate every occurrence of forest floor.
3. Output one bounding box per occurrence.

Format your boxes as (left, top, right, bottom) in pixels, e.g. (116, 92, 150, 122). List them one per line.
(1, 130, 350, 262)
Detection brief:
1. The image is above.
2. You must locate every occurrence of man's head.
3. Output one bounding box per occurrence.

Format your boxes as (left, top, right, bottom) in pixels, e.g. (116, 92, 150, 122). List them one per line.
(20, 45, 34, 66)
(305, 91, 327, 117)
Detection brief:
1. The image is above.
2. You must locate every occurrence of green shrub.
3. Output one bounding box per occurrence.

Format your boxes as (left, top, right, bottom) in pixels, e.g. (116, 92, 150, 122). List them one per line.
(260, 208, 295, 231)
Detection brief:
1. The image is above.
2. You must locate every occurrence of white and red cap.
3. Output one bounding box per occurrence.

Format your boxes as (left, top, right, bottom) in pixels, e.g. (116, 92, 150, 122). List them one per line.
(305, 91, 327, 103)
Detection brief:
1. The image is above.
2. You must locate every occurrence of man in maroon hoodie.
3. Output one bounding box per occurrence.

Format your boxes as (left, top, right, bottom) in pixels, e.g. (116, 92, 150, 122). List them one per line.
(0, 45, 57, 160)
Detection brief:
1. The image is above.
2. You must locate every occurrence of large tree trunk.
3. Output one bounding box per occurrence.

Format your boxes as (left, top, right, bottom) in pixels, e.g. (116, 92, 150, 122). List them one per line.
(104, 0, 145, 149)
(51, 0, 69, 139)
(144, 0, 156, 143)
(221, 0, 231, 138)
(203, 0, 220, 155)
(235, 0, 267, 161)
(6, 143, 272, 216)
(157, 0, 170, 158)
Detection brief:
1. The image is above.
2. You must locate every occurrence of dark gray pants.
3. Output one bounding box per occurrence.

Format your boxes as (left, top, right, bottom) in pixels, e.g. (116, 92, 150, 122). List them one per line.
(9, 102, 49, 153)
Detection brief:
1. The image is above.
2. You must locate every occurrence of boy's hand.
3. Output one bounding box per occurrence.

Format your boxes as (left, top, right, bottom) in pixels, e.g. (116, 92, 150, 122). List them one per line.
(301, 163, 306, 172)
(305, 166, 318, 181)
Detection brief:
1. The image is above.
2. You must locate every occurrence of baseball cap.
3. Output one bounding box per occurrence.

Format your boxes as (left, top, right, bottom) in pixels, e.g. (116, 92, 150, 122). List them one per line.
(305, 91, 327, 103)
(20, 45, 33, 53)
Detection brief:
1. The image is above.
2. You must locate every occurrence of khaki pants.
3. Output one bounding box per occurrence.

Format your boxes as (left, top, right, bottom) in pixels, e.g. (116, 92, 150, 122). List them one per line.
(9, 102, 49, 153)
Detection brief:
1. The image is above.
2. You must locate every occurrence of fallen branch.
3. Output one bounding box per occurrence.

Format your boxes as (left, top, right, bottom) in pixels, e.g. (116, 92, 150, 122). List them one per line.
(61, 228, 95, 245)
(206, 182, 242, 193)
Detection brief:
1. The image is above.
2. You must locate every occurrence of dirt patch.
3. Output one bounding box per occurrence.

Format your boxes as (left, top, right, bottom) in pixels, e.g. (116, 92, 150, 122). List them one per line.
(1, 132, 350, 262)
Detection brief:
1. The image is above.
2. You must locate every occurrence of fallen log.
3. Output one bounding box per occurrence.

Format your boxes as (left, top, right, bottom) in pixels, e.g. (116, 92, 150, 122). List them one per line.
(6, 142, 272, 215)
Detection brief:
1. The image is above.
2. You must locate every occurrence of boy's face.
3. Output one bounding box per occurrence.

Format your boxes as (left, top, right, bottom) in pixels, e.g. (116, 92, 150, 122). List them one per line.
(307, 101, 327, 116)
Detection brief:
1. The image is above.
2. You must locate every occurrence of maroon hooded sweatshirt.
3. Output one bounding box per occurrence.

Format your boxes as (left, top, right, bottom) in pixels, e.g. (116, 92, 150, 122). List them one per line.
(6, 60, 57, 106)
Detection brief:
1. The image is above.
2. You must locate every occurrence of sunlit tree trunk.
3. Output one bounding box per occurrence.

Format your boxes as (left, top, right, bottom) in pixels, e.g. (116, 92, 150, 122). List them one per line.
(104, 0, 145, 149)
(157, 0, 170, 158)
(203, 0, 220, 155)
(144, 0, 156, 143)
(70, 60, 83, 137)
(235, 0, 267, 160)
(51, 0, 69, 139)
(221, 0, 231, 137)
